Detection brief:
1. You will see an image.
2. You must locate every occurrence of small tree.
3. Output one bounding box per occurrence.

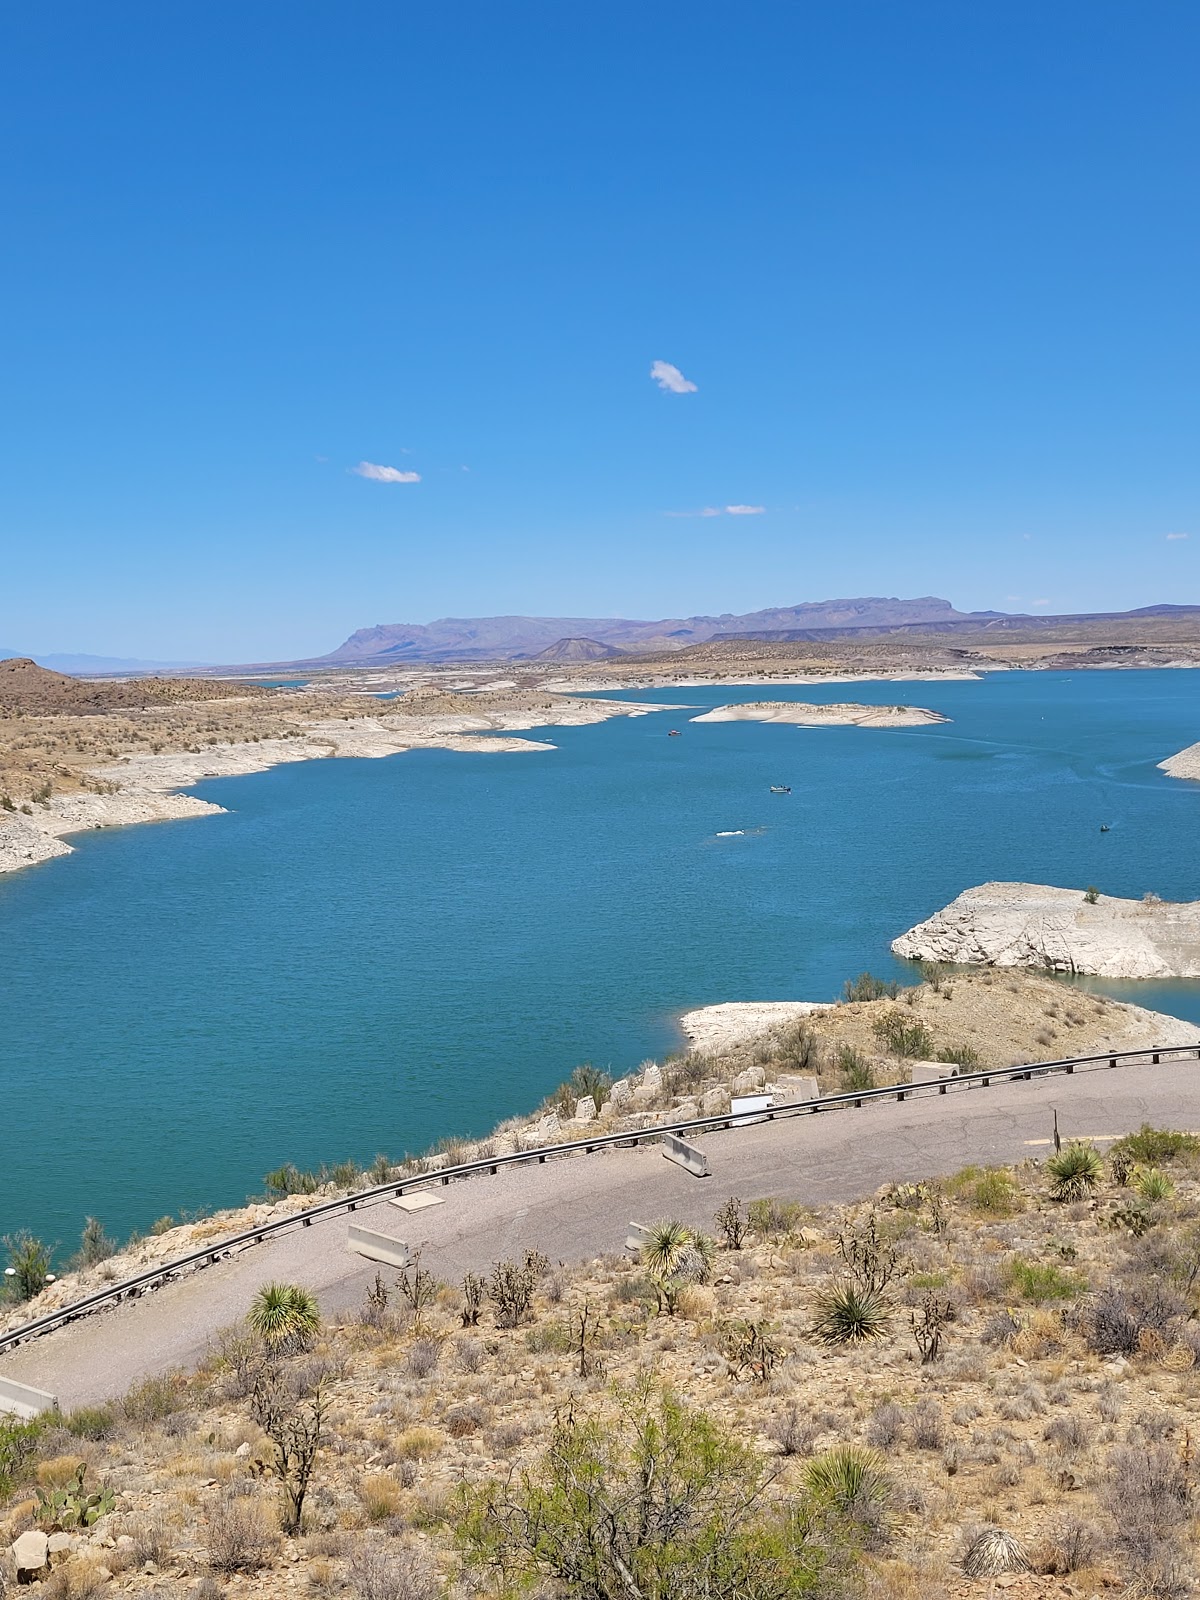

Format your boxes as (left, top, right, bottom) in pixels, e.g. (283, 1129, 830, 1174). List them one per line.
(457, 1383, 838, 1599)
(910, 1293, 953, 1364)
(838, 1213, 899, 1296)
(489, 1250, 549, 1329)
(250, 1365, 331, 1536)
(395, 1251, 439, 1328)
(460, 1272, 485, 1327)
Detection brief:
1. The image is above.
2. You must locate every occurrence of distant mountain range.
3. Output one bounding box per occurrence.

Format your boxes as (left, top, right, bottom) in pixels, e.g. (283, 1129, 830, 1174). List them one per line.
(318, 597, 999, 664)
(0, 651, 213, 674)
(312, 598, 1200, 665)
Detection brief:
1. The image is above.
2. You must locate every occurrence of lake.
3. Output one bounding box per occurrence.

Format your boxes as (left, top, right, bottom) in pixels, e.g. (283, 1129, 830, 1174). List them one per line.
(2, 668, 1198, 1254)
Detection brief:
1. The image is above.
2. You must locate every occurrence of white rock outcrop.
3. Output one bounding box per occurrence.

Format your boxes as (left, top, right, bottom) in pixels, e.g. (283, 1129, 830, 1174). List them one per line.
(893, 882, 1200, 979)
(1160, 743, 1200, 782)
(690, 701, 949, 728)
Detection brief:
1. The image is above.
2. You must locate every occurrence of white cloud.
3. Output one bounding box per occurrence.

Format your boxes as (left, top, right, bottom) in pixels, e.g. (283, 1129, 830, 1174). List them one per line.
(1166, 532, 1190, 541)
(351, 461, 421, 483)
(663, 505, 759, 519)
(650, 359, 697, 394)
(725, 504, 765, 516)
(1032, 598, 1051, 608)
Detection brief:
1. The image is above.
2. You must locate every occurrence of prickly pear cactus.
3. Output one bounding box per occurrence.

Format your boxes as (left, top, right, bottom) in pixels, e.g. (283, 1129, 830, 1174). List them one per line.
(36, 1465, 115, 1531)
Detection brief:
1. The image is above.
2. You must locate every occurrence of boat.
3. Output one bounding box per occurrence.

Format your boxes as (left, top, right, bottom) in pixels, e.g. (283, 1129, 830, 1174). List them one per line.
(1100, 823, 1111, 833)
(715, 830, 745, 837)
(668, 729, 682, 737)
(769, 785, 791, 794)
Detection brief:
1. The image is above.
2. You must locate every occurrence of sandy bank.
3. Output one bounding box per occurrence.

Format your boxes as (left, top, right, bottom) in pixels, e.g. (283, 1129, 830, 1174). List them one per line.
(689, 700, 950, 727)
(894, 881, 1200, 979)
(1160, 742, 1200, 781)
(678, 1000, 829, 1053)
(0, 698, 680, 878)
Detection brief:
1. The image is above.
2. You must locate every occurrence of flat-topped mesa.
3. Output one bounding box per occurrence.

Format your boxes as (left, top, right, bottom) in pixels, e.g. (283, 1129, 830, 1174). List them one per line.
(894, 881, 1200, 980)
(689, 700, 950, 727)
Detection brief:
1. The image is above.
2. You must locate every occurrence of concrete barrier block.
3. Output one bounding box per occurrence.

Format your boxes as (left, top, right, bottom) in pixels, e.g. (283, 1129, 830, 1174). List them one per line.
(347, 1224, 410, 1269)
(661, 1132, 710, 1177)
(0, 1374, 58, 1418)
(731, 1093, 775, 1126)
(909, 1060, 956, 1085)
(625, 1221, 652, 1254)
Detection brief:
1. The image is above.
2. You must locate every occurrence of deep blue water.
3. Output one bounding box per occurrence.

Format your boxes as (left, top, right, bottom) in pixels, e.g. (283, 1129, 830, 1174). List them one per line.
(2, 669, 1199, 1256)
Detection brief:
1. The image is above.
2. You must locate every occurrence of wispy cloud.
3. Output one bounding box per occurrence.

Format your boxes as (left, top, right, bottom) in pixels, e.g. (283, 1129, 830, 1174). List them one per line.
(664, 504, 765, 519)
(650, 359, 697, 394)
(351, 461, 421, 483)
(1167, 532, 1190, 541)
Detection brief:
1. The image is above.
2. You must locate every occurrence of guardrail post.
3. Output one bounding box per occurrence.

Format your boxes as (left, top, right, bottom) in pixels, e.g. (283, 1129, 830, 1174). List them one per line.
(1153, 1053, 1160, 1065)
(1109, 1057, 1116, 1068)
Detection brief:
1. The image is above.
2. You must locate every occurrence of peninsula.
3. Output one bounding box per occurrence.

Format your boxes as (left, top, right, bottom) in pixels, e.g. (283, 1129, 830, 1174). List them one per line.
(894, 881, 1200, 979)
(689, 700, 949, 727)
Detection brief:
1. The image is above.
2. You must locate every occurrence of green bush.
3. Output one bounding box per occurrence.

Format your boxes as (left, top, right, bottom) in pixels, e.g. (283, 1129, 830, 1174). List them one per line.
(1047, 1141, 1104, 1201)
(1134, 1167, 1174, 1202)
(971, 1170, 1021, 1215)
(75, 1217, 115, 1269)
(747, 1197, 806, 1238)
(263, 1164, 321, 1197)
(843, 972, 900, 1002)
(774, 1020, 822, 1074)
(1004, 1256, 1086, 1304)
(936, 1043, 980, 1068)
(63, 1404, 118, 1441)
(833, 1044, 875, 1092)
(3, 1231, 51, 1300)
(1110, 1126, 1199, 1166)
(871, 1011, 935, 1059)
(1083, 886, 1100, 904)
(457, 1383, 842, 1598)
(0, 1414, 48, 1498)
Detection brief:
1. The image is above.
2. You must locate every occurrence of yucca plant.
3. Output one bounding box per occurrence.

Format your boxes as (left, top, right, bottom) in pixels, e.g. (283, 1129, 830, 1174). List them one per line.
(247, 1282, 321, 1350)
(811, 1280, 891, 1345)
(640, 1221, 696, 1280)
(1047, 1141, 1104, 1201)
(960, 1528, 1029, 1578)
(804, 1445, 889, 1513)
(1134, 1167, 1174, 1202)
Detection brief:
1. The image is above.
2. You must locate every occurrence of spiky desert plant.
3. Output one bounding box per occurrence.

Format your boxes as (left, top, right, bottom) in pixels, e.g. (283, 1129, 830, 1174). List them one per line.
(639, 1220, 695, 1280)
(1135, 1167, 1174, 1202)
(960, 1528, 1030, 1578)
(804, 1445, 889, 1513)
(811, 1281, 891, 1345)
(1047, 1141, 1104, 1200)
(247, 1282, 321, 1350)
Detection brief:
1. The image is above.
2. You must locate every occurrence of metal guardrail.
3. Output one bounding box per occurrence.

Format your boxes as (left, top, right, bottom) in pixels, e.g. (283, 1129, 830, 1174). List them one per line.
(2, 1039, 1198, 1357)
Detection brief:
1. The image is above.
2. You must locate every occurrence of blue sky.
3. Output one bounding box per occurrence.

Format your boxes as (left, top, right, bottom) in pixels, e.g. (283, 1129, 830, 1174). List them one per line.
(2, 2, 1197, 661)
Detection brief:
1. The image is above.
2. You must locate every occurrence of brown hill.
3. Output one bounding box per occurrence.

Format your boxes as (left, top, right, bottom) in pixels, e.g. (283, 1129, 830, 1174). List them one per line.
(0, 657, 268, 714)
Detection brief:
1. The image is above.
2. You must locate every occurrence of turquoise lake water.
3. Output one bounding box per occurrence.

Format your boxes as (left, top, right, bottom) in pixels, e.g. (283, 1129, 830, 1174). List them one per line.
(2, 669, 1199, 1256)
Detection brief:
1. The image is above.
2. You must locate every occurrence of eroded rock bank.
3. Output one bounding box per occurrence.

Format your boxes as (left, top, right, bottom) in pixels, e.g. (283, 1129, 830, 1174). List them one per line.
(1161, 742, 1200, 781)
(894, 881, 1200, 979)
(689, 700, 949, 727)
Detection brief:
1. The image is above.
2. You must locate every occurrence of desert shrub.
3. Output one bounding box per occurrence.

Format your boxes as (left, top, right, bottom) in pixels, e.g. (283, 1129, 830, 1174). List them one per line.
(981, 1309, 1022, 1346)
(1005, 1257, 1085, 1304)
(1083, 886, 1100, 904)
(774, 1019, 823, 1074)
(1044, 1415, 1091, 1460)
(396, 1254, 440, 1323)
(833, 1044, 875, 1091)
(1047, 1141, 1104, 1200)
(4, 1231, 51, 1299)
(768, 1402, 818, 1457)
(564, 1063, 613, 1115)
(1101, 1443, 1195, 1594)
(263, 1164, 321, 1197)
(63, 1405, 117, 1441)
(359, 1473, 404, 1524)
(123, 1371, 188, 1424)
(811, 1282, 891, 1345)
(871, 1011, 935, 1059)
(908, 1399, 945, 1450)
(0, 1414, 48, 1498)
(127, 1513, 173, 1566)
(458, 1384, 844, 1596)
(74, 1217, 115, 1269)
(843, 972, 900, 1002)
(865, 1402, 905, 1449)
(1039, 1517, 1104, 1575)
(936, 1042, 979, 1068)
(406, 1336, 443, 1379)
(525, 1319, 574, 1354)
(454, 1337, 484, 1374)
(206, 1488, 277, 1572)
(445, 1402, 485, 1439)
(348, 1545, 437, 1600)
(1110, 1126, 1199, 1166)
(838, 1214, 899, 1295)
(247, 1282, 321, 1351)
(970, 1169, 1021, 1214)
(1076, 1285, 1179, 1356)
(747, 1197, 805, 1238)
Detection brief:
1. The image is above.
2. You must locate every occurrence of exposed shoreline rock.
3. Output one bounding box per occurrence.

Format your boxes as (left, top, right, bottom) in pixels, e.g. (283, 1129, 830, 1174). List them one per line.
(894, 881, 1200, 979)
(678, 1000, 829, 1053)
(689, 700, 950, 727)
(1160, 742, 1200, 782)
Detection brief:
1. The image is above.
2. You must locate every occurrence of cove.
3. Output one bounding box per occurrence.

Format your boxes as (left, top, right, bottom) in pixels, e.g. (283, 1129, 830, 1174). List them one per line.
(2, 668, 1199, 1254)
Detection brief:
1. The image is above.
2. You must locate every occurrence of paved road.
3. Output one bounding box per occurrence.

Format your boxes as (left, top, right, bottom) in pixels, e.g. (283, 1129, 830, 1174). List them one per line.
(4, 1057, 1199, 1409)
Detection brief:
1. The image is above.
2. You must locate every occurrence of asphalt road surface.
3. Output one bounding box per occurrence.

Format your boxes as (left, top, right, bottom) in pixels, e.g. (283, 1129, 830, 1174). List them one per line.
(4, 1057, 1198, 1409)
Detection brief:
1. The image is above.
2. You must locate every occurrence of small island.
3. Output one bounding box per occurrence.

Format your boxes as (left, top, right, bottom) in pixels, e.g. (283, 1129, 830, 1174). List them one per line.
(894, 880, 1200, 979)
(689, 700, 950, 727)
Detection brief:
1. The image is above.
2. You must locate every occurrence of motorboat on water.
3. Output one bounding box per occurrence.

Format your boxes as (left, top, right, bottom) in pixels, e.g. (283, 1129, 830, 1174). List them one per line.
(769, 784, 792, 794)
(668, 729, 682, 737)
